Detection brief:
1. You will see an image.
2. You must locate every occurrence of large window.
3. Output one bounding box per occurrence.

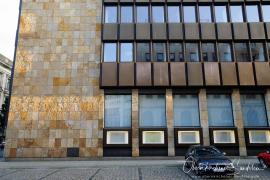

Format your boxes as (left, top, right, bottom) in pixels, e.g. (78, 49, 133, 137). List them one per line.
(139, 95, 166, 127)
(153, 43, 166, 62)
(168, 6, 180, 23)
(218, 43, 232, 62)
(207, 94, 234, 127)
(103, 43, 117, 62)
(234, 43, 250, 62)
(121, 6, 133, 23)
(230, 6, 244, 22)
(202, 43, 216, 62)
(137, 6, 148, 23)
(105, 6, 117, 23)
(215, 6, 228, 22)
(184, 6, 196, 22)
(199, 6, 212, 23)
(246, 5, 259, 22)
(105, 95, 131, 128)
(152, 6, 164, 23)
(185, 43, 199, 62)
(169, 43, 184, 62)
(250, 43, 266, 62)
(136, 43, 150, 62)
(120, 43, 133, 62)
(241, 94, 268, 127)
(174, 95, 200, 127)
(262, 5, 270, 22)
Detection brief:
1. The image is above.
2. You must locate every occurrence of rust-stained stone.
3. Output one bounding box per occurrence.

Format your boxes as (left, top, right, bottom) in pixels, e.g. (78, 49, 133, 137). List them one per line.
(53, 78, 70, 86)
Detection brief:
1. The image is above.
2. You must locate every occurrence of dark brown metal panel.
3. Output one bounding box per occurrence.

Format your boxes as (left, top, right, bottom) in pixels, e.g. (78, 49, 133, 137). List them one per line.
(217, 23, 232, 40)
(266, 23, 270, 40)
(170, 62, 186, 86)
(204, 62, 220, 86)
(187, 62, 204, 86)
(168, 23, 183, 40)
(101, 63, 118, 87)
(254, 62, 270, 86)
(119, 63, 134, 86)
(249, 23, 266, 40)
(220, 63, 238, 86)
(238, 62, 255, 86)
(152, 23, 167, 40)
(200, 23, 216, 40)
(136, 62, 152, 86)
(103, 24, 118, 41)
(184, 23, 200, 40)
(233, 23, 249, 40)
(119, 24, 134, 40)
(136, 23, 151, 40)
(153, 62, 169, 86)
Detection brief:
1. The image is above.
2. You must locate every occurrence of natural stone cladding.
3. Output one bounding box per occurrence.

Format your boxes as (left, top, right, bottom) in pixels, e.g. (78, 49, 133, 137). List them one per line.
(4, 0, 103, 158)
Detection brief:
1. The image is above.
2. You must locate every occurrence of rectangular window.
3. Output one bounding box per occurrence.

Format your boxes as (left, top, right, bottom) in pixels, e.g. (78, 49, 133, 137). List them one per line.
(250, 43, 266, 62)
(213, 130, 236, 143)
(185, 43, 199, 62)
(121, 6, 133, 23)
(120, 43, 133, 62)
(139, 95, 166, 127)
(169, 43, 183, 62)
(241, 94, 268, 127)
(234, 43, 250, 62)
(199, 6, 212, 22)
(106, 131, 129, 144)
(136, 43, 150, 62)
(174, 95, 200, 127)
(230, 6, 244, 22)
(268, 43, 270, 60)
(262, 5, 270, 22)
(249, 130, 270, 143)
(178, 131, 200, 144)
(246, 5, 259, 22)
(153, 43, 166, 62)
(103, 43, 117, 62)
(152, 6, 164, 23)
(105, 95, 131, 128)
(137, 6, 149, 23)
(215, 6, 228, 22)
(202, 43, 216, 62)
(218, 43, 232, 62)
(184, 6, 196, 22)
(207, 94, 234, 127)
(105, 6, 117, 23)
(142, 131, 165, 144)
(168, 6, 180, 23)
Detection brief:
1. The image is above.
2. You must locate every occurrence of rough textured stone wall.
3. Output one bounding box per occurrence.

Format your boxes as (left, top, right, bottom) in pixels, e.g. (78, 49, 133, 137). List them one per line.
(5, 0, 103, 158)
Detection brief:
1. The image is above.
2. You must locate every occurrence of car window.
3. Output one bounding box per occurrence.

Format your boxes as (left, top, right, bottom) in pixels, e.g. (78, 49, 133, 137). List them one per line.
(195, 147, 221, 156)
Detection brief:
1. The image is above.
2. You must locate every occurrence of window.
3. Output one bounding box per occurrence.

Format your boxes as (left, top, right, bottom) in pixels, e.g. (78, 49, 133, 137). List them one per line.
(178, 131, 200, 144)
(268, 43, 270, 60)
(105, 95, 131, 128)
(5, 78, 10, 90)
(249, 130, 270, 143)
(168, 6, 180, 23)
(103, 43, 117, 62)
(142, 131, 165, 144)
(218, 43, 232, 62)
(174, 95, 200, 127)
(120, 43, 133, 62)
(137, 43, 150, 62)
(199, 6, 212, 22)
(139, 95, 166, 127)
(215, 6, 228, 22)
(241, 94, 268, 127)
(185, 43, 199, 62)
(105, 6, 117, 23)
(230, 6, 244, 22)
(234, 43, 250, 62)
(184, 6, 196, 22)
(137, 6, 149, 23)
(169, 43, 183, 62)
(106, 131, 129, 144)
(152, 6, 164, 23)
(153, 43, 166, 62)
(121, 6, 133, 23)
(213, 130, 236, 143)
(207, 94, 234, 127)
(250, 43, 266, 61)
(202, 43, 216, 62)
(246, 5, 259, 22)
(262, 5, 270, 22)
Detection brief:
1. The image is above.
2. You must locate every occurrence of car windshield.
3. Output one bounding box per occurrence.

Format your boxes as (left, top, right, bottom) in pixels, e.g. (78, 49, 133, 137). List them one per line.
(196, 147, 221, 156)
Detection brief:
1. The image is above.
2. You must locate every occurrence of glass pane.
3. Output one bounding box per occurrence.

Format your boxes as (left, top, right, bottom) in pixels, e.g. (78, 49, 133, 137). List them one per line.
(152, 6, 164, 23)
(218, 43, 232, 62)
(178, 131, 200, 143)
(107, 131, 128, 144)
(214, 131, 235, 143)
(215, 6, 228, 22)
(174, 95, 200, 126)
(262, 5, 270, 22)
(137, 43, 150, 62)
(184, 6, 196, 22)
(121, 6, 133, 23)
(202, 43, 216, 62)
(104, 43, 117, 62)
(207, 94, 234, 127)
(153, 43, 166, 62)
(105, 95, 131, 128)
(250, 43, 266, 62)
(241, 94, 268, 127)
(143, 131, 164, 144)
(169, 43, 183, 62)
(230, 6, 243, 22)
(137, 6, 149, 23)
(120, 43, 133, 62)
(199, 6, 212, 22)
(105, 6, 117, 23)
(235, 43, 250, 62)
(185, 43, 199, 62)
(168, 6, 180, 23)
(249, 131, 270, 143)
(246, 5, 259, 22)
(139, 95, 166, 127)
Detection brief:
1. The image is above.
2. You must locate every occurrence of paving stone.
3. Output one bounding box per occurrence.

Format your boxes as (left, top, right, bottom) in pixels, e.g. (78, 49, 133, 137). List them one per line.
(92, 167, 139, 180)
(43, 168, 98, 180)
(0, 169, 56, 180)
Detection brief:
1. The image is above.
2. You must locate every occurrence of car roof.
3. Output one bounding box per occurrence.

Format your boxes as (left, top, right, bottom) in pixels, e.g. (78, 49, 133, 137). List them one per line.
(190, 145, 216, 149)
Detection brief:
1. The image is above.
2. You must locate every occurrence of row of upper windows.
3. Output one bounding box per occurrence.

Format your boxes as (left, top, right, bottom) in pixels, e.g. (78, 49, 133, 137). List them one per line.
(103, 42, 270, 62)
(105, 94, 268, 128)
(104, 5, 270, 23)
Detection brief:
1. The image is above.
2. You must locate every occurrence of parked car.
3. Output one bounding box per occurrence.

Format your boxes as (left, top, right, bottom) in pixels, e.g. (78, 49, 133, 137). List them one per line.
(258, 151, 270, 168)
(184, 145, 235, 177)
